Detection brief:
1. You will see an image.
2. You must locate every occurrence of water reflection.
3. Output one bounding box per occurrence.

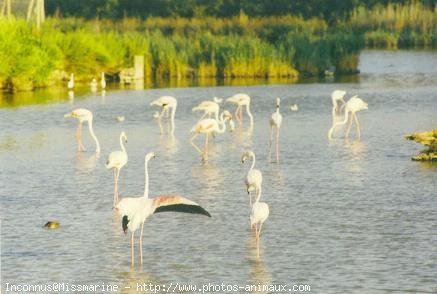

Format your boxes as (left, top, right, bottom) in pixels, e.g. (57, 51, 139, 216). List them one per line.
(158, 134, 179, 157)
(74, 152, 99, 172)
(231, 128, 253, 150)
(342, 139, 367, 175)
(68, 90, 74, 104)
(248, 258, 272, 293)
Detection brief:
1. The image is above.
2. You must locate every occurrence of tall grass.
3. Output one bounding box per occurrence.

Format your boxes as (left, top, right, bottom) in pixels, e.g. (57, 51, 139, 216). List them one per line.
(1, 3, 436, 91)
(350, 2, 437, 48)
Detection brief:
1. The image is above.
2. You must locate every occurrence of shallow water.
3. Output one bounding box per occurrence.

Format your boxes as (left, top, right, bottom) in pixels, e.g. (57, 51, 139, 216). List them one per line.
(1, 50, 436, 293)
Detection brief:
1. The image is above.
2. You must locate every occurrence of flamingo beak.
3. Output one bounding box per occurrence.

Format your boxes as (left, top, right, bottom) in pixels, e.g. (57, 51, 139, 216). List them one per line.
(122, 215, 129, 235)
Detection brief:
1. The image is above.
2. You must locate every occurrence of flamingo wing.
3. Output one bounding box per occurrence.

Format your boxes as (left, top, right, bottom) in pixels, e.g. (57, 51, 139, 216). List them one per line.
(152, 195, 211, 217)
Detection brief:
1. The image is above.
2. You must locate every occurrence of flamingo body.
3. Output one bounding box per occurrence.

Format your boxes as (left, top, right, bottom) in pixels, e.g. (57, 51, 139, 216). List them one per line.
(106, 132, 128, 207)
(150, 96, 178, 134)
(64, 108, 100, 153)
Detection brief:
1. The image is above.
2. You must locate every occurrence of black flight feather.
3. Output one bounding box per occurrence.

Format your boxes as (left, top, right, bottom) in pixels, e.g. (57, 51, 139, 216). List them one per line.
(154, 204, 211, 217)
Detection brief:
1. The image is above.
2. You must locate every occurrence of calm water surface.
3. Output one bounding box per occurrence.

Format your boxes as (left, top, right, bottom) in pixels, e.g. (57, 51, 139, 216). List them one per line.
(1, 50, 436, 293)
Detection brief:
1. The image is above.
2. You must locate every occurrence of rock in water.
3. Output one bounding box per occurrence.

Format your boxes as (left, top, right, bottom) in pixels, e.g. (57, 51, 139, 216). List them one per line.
(44, 221, 60, 229)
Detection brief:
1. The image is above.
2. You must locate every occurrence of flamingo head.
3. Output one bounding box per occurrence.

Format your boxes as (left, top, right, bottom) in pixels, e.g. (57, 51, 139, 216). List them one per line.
(121, 131, 128, 143)
(145, 152, 156, 162)
(276, 97, 281, 107)
(241, 151, 254, 163)
(222, 110, 232, 121)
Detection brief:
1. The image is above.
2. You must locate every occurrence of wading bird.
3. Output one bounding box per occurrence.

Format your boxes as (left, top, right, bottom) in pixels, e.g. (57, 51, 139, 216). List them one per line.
(67, 73, 74, 90)
(115, 152, 211, 267)
(328, 95, 368, 140)
(64, 108, 100, 153)
(226, 93, 253, 127)
(331, 90, 346, 124)
(192, 98, 221, 121)
(90, 78, 97, 93)
(150, 96, 177, 134)
(268, 98, 283, 163)
(241, 151, 262, 207)
(190, 110, 232, 161)
(101, 72, 106, 90)
(250, 188, 269, 258)
(290, 104, 299, 111)
(106, 132, 128, 207)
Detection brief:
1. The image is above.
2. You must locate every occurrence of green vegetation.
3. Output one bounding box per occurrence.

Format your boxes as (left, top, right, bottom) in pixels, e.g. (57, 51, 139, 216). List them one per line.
(0, 2, 436, 91)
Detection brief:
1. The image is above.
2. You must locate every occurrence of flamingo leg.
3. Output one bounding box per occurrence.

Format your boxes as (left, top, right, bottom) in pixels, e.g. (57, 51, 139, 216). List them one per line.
(268, 126, 273, 162)
(131, 231, 135, 268)
(140, 222, 145, 265)
(354, 113, 361, 138)
(345, 112, 354, 138)
(190, 133, 202, 154)
(113, 169, 117, 208)
(248, 190, 252, 207)
(76, 122, 85, 151)
(203, 133, 209, 161)
(115, 168, 121, 205)
(239, 106, 244, 123)
(276, 127, 280, 163)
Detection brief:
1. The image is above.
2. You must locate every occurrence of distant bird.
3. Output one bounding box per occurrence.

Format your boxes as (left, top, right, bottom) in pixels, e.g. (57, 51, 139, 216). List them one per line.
(150, 96, 177, 134)
(331, 90, 347, 124)
(67, 73, 74, 90)
(64, 108, 100, 153)
(90, 78, 97, 93)
(290, 104, 299, 111)
(115, 152, 211, 267)
(116, 116, 125, 122)
(250, 188, 269, 258)
(106, 132, 128, 207)
(268, 98, 283, 163)
(190, 110, 232, 161)
(101, 72, 106, 89)
(328, 95, 368, 140)
(241, 151, 262, 207)
(192, 100, 220, 121)
(226, 93, 253, 128)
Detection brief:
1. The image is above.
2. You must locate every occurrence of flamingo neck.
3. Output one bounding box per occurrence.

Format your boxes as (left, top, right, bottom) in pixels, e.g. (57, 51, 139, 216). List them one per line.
(170, 104, 177, 134)
(254, 185, 262, 204)
(250, 153, 256, 170)
(88, 120, 100, 153)
(120, 134, 126, 153)
(246, 104, 253, 125)
(143, 159, 150, 198)
(216, 112, 227, 134)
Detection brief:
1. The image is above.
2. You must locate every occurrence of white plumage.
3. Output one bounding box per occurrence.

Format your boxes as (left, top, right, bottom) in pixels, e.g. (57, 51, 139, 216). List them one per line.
(269, 98, 283, 163)
(67, 73, 74, 90)
(64, 108, 100, 153)
(250, 188, 269, 258)
(115, 152, 211, 267)
(150, 96, 178, 134)
(106, 131, 128, 207)
(190, 110, 233, 161)
(241, 151, 262, 206)
(328, 95, 368, 140)
(226, 93, 253, 128)
(192, 100, 220, 121)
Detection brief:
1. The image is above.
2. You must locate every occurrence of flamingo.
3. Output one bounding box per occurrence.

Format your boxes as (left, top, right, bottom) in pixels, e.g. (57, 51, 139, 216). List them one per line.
(250, 187, 269, 258)
(290, 104, 299, 111)
(101, 72, 106, 89)
(64, 108, 100, 153)
(90, 78, 97, 93)
(225, 93, 253, 127)
(150, 96, 177, 134)
(268, 98, 282, 163)
(115, 152, 211, 267)
(190, 110, 232, 161)
(106, 132, 128, 207)
(328, 95, 368, 140)
(67, 73, 74, 90)
(331, 90, 347, 124)
(241, 151, 262, 207)
(192, 99, 220, 121)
